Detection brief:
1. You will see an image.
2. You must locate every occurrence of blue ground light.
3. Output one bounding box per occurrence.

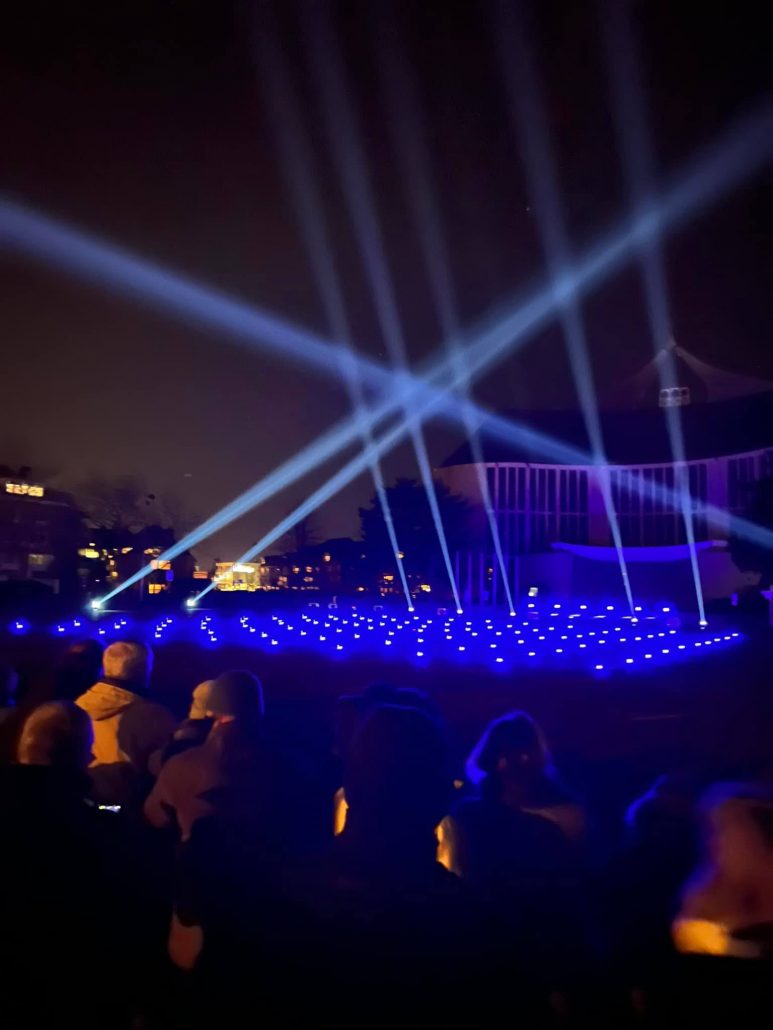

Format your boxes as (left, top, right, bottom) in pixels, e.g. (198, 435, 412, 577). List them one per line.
(12, 600, 742, 676)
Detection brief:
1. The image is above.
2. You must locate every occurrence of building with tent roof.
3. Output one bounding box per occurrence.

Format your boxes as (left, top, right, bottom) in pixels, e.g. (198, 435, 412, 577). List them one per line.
(437, 343, 773, 608)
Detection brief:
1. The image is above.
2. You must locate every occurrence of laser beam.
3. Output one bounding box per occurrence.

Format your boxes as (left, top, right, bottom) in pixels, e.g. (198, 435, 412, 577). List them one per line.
(302, 0, 463, 610)
(494, 0, 634, 613)
(2, 102, 769, 601)
(255, 7, 413, 609)
(603, 0, 706, 621)
(377, 7, 516, 613)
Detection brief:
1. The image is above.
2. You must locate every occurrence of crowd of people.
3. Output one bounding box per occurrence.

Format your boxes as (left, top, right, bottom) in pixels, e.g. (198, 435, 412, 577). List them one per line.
(1, 635, 772, 1027)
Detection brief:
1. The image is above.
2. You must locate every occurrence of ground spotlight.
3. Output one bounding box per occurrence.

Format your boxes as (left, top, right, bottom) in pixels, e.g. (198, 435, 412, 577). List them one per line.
(89, 599, 103, 611)
(185, 597, 198, 609)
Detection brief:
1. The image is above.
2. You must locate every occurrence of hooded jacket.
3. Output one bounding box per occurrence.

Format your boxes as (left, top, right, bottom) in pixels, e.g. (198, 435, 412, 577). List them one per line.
(77, 679, 176, 804)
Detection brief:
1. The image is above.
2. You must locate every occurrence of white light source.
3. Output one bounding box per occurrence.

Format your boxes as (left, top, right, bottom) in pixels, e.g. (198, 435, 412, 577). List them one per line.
(89, 599, 103, 611)
(185, 597, 198, 608)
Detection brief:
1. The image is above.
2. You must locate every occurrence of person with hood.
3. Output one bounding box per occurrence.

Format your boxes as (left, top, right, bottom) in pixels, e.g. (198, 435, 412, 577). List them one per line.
(76, 640, 176, 806)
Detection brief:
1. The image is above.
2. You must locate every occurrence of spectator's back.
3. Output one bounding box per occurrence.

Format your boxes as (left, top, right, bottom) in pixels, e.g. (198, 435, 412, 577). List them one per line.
(77, 640, 175, 805)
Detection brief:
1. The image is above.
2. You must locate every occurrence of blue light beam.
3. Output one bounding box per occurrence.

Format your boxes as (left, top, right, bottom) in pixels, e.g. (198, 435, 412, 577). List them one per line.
(494, 0, 634, 613)
(2, 102, 769, 601)
(602, 0, 706, 623)
(376, 9, 517, 614)
(254, 9, 413, 609)
(301, 1, 463, 611)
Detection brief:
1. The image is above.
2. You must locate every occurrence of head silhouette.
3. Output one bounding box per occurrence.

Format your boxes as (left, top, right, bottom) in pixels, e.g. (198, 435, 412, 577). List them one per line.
(466, 711, 552, 790)
(207, 670, 264, 725)
(103, 640, 153, 691)
(345, 704, 449, 838)
(18, 701, 94, 770)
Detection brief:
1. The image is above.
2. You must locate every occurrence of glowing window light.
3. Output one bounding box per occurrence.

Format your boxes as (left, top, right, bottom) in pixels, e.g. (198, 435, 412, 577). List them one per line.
(5, 482, 44, 497)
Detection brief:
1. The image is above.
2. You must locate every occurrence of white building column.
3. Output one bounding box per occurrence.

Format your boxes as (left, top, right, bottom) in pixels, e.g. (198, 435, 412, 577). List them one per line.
(587, 467, 611, 545)
(706, 458, 729, 539)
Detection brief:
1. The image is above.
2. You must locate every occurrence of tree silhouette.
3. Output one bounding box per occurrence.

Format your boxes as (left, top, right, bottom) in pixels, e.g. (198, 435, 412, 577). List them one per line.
(359, 477, 475, 594)
(729, 475, 773, 588)
(78, 475, 190, 535)
(281, 512, 320, 553)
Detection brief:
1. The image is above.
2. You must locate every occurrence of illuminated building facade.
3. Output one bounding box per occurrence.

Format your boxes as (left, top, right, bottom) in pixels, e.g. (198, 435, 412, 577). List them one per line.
(213, 561, 269, 592)
(0, 477, 82, 594)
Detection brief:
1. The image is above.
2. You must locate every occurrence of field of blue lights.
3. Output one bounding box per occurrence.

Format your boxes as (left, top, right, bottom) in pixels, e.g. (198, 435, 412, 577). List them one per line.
(10, 599, 743, 676)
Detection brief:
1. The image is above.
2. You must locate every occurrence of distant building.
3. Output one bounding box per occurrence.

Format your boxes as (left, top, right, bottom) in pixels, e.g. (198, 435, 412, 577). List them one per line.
(437, 347, 773, 605)
(264, 538, 365, 594)
(0, 476, 82, 594)
(211, 538, 370, 595)
(213, 560, 269, 592)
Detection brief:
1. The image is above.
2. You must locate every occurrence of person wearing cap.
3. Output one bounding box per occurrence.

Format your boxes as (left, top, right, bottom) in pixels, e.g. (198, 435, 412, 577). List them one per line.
(151, 680, 217, 773)
(143, 670, 267, 841)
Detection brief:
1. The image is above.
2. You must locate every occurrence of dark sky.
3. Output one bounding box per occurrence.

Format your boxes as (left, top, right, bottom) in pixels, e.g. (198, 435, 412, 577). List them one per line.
(1, 0, 770, 564)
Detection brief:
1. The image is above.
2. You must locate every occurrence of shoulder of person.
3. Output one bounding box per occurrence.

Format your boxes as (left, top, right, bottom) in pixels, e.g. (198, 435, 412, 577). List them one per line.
(134, 696, 176, 719)
(161, 742, 210, 776)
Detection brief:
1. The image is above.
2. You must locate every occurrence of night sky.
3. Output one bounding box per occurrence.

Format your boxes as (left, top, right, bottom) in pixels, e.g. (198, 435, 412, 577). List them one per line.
(2, 0, 770, 564)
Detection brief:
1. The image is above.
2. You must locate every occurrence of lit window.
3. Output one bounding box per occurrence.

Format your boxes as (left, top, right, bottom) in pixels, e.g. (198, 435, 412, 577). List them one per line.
(28, 553, 53, 570)
(5, 482, 45, 497)
(323, 553, 331, 563)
